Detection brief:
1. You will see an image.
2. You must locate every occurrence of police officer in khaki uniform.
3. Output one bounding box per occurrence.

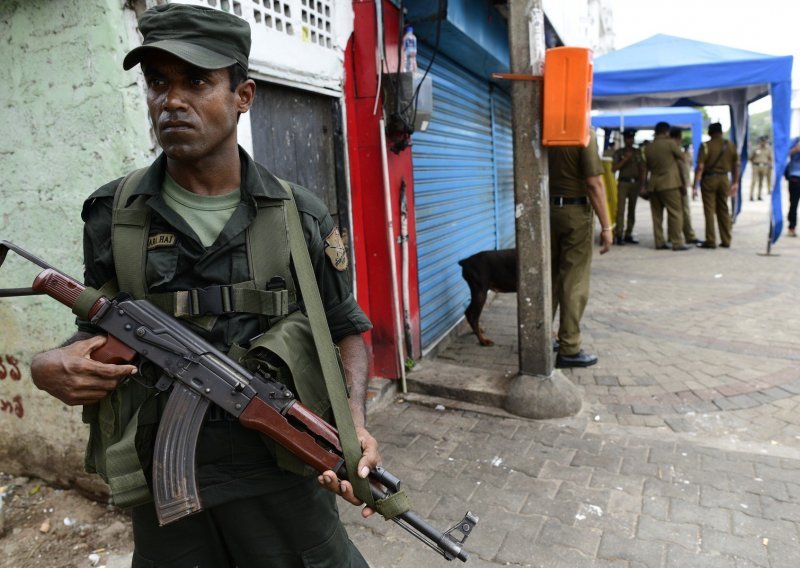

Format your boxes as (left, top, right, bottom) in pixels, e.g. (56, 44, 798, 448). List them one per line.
(611, 129, 645, 245)
(549, 129, 612, 368)
(29, 5, 377, 566)
(670, 126, 699, 244)
(694, 122, 740, 249)
(644, 122, 689, 251)
(749, 135, 773, 201)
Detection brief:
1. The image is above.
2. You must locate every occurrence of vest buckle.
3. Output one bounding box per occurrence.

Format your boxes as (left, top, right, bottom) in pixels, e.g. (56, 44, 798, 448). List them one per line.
(190, 285, 232, 316)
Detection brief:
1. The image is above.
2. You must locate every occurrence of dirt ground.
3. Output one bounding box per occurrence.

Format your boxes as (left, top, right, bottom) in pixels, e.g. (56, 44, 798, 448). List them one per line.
(0, 472, 134, 568)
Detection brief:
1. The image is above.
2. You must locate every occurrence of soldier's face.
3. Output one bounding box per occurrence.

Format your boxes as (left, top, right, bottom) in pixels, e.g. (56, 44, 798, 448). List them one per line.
(142, 53, 251, 162)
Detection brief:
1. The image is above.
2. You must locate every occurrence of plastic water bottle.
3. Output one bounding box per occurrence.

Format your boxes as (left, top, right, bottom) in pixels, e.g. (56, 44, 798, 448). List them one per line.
(402, 26, 417, 73)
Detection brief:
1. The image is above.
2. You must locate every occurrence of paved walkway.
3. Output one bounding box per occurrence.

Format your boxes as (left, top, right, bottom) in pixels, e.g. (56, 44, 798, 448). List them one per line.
(432, 190, 800, 454)
(341, 187, 800, 566)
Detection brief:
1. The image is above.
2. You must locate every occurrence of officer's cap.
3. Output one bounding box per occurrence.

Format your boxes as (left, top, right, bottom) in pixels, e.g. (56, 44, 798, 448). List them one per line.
(622, 129, 637, 138)
(123, 4, 251, 72)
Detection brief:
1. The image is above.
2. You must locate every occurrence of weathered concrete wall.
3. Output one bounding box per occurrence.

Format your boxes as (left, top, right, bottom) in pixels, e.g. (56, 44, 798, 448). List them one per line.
(0, 0, 153, 494)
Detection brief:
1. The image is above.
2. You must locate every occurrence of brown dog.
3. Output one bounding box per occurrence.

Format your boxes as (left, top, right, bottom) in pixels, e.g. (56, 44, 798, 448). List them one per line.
(458, 249, 516, 346)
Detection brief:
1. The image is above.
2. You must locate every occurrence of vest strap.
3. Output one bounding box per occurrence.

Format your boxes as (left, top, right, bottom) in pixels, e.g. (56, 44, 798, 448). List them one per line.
(112, 168, 149, 301)
(145, 282, 290, 317)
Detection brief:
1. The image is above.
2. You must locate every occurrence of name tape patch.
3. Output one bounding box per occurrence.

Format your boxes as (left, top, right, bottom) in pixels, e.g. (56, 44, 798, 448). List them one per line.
(147, 233, 177, 250)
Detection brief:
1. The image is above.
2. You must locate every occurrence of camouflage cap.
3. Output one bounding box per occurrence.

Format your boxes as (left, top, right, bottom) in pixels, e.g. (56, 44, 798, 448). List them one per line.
(123, 4, 251, 72)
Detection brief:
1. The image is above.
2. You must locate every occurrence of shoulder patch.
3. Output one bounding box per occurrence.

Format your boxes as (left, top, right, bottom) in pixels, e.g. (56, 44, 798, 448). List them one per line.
(147, 233, 177, 250)
(324, 227, 348, 272)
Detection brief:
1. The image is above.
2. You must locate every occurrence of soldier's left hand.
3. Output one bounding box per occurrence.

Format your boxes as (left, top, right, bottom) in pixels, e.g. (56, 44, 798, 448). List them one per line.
(730, 182, 739, 197)
(318, 425, 381, 518)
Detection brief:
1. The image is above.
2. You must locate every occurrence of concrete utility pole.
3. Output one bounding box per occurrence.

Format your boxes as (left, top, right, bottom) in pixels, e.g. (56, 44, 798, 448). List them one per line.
(503, 0, 581, 419)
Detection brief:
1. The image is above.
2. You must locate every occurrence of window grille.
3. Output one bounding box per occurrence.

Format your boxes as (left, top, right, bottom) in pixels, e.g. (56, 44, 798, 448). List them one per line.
(197, 0, 335, 49)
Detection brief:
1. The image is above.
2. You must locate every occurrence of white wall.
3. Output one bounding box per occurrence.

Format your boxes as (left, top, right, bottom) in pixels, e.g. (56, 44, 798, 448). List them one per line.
(544, 0, 615, 54)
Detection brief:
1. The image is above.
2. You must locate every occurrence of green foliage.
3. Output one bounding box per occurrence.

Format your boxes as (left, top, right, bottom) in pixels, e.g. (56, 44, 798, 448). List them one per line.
(749, 109, 773, 141)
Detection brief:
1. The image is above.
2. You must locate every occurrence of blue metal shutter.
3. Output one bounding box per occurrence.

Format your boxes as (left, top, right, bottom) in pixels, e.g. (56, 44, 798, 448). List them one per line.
(412, 48, 497, 350)
(490, 88, 516, 249)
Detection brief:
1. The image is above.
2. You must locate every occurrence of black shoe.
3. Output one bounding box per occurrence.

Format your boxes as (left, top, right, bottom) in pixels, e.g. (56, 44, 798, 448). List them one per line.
(556, 350, 598, 368)
(673, 244, 690, 251)
(696, 241, 716, 249)
(758, 197, 763, 201)
(624, 235, 640, 244)
(614, 236, 625, 246)
(656, 244, 670, 250)
(720, 243, 730, 248)
(686, 238, 701, 244)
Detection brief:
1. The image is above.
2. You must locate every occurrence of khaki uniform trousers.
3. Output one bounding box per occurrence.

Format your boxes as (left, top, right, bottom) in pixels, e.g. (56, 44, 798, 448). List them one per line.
(550, 203, 593, 356)
(681, 190, 696, 241)
(701, 176, 733, 247)
(750, 164, 771, 199)
(615, 181, 639, 239)
(650, 188, 684, 248)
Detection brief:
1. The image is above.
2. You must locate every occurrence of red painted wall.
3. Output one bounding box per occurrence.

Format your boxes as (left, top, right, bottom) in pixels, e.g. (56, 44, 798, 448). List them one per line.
(345, 0, 421, 379)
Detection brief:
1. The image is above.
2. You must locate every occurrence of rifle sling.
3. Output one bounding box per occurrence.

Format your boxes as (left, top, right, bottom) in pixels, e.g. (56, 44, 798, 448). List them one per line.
(279, 180, 376, 511)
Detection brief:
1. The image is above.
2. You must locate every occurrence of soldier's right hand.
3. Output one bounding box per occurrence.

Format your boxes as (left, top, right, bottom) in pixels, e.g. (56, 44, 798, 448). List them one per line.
(30, 336, 137, 406)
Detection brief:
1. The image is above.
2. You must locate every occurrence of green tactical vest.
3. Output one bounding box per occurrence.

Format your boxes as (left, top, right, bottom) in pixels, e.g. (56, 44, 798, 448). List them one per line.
(82, 168, 333, 508)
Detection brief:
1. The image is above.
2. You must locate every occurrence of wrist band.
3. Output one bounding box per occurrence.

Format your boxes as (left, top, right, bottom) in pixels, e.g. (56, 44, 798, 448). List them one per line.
(602, 227, 612, 232)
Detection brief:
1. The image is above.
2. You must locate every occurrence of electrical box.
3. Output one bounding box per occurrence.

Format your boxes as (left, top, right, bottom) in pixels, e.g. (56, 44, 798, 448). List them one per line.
(542, 47, 593, 147)
(382, 71, 433, 135)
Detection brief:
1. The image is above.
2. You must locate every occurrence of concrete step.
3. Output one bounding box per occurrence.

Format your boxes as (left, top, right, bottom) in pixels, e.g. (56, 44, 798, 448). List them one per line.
(402, 360, 513, 408)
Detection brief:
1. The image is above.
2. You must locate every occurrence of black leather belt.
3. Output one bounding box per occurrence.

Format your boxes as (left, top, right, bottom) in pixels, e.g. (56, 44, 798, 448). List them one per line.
(703, 171, 726, 178)
(552, 196, 588, 206)
(618, 176, 638, 184)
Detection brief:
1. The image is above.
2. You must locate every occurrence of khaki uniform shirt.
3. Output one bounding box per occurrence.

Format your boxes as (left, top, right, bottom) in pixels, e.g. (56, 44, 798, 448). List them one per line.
(612, 146, 645, 181)
(548, 130, 604, 197)
(644, 136, 683, 191)
(750, 145, 772, 167)
(698, 137, 740, 174)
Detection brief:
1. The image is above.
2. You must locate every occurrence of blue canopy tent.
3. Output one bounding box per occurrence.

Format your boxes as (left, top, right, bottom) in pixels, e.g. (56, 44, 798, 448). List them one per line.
(592, 34, 793, 247)
(591, 106, 703, 166)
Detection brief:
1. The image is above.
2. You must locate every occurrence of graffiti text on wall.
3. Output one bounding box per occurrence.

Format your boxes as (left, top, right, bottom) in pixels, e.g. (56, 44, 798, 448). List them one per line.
(0, 354, 22, 381)
(0, 354, 25, 418)
(0, 395, 24, 418)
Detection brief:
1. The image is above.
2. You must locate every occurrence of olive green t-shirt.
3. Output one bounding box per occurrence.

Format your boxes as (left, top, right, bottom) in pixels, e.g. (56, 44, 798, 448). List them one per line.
(548, 130, 604, 198)
(162, 173, 240, 247)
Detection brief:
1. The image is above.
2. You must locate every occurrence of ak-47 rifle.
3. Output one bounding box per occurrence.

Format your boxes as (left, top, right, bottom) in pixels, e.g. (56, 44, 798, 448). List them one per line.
(0, 241, 477, 562)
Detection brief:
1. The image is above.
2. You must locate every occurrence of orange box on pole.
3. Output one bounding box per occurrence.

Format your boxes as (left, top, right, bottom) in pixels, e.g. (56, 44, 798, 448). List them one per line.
(542, 47, 593, 147)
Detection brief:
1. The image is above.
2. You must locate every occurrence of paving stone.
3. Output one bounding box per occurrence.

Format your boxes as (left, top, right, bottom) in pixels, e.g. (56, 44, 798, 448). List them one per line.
(665, 545, 736, 568)
(730, 510, 799, 543)
(597, 532, 666, 568)
(636, 514, 701, 551)
(700, 486, 762, 515)
(701, 527, 770, 566)
(536, 518, 602, 557)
